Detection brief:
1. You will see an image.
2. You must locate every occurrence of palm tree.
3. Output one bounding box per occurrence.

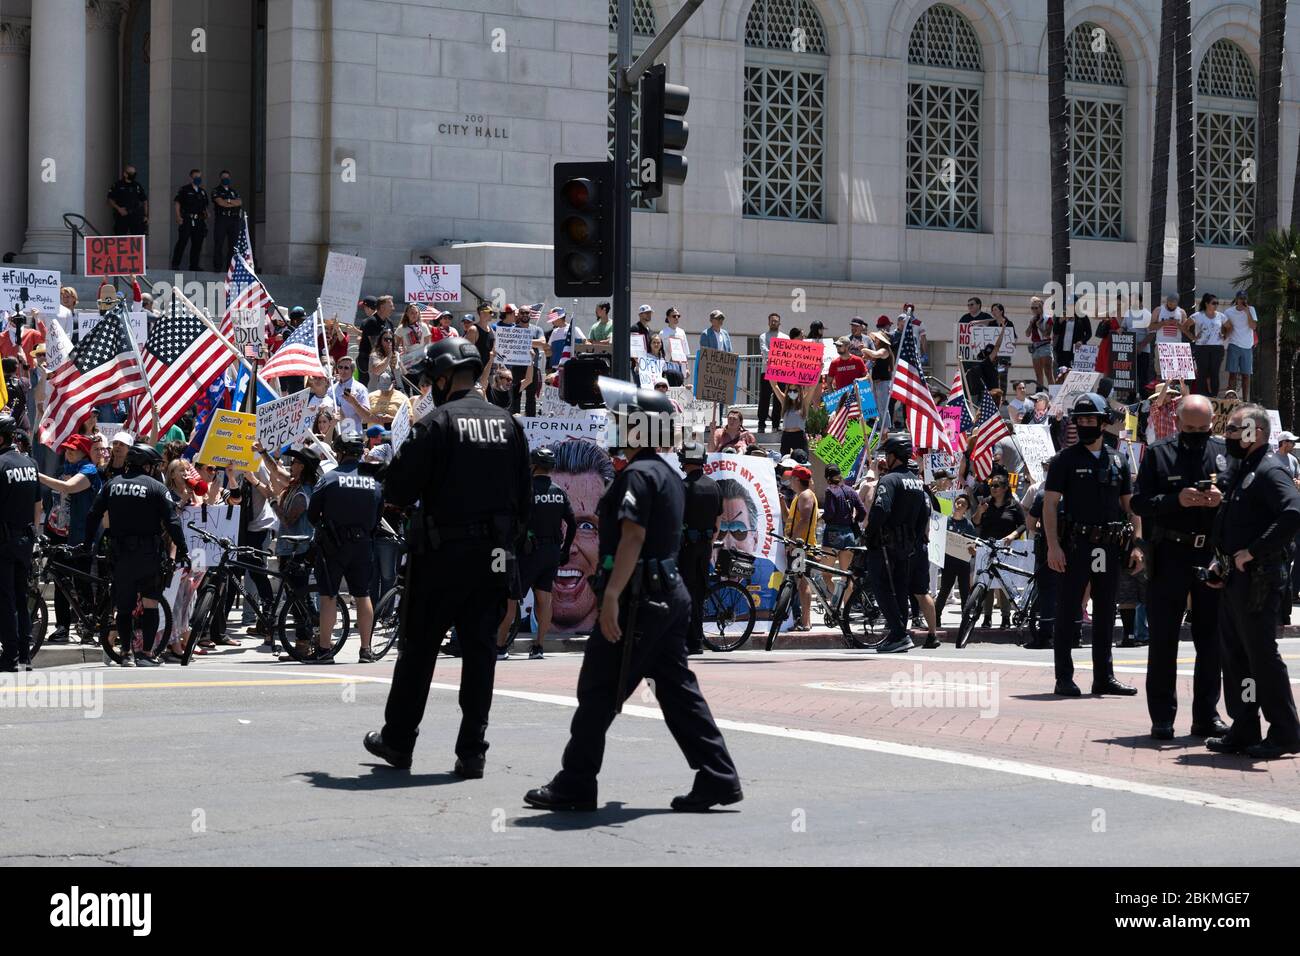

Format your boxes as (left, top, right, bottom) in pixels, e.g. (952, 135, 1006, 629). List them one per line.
(1173, 0, 1195, 310)
(1257, 0, 1286, 237)
(1236, 230, 1300, 426)
(1144, 0, 1175, 298)
(1047, 0, 1069, 298)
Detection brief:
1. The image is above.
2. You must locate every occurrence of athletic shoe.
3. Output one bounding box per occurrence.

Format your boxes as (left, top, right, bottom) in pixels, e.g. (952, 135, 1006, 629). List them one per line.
(46, 628, 70, 644)
(357, 647, 377, 663)
(120, 653, 135, 668)
(876, 636, 914, 654)
(528, 644, 544, 660)
(134, 655, 161, 668)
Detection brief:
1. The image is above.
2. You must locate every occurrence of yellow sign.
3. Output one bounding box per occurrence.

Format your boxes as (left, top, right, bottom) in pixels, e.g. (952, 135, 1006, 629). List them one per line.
(195, 409, 258, 471)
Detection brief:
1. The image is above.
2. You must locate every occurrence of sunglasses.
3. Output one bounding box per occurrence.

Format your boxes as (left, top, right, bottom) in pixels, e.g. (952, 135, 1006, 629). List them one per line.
(718, 521, 754, 535)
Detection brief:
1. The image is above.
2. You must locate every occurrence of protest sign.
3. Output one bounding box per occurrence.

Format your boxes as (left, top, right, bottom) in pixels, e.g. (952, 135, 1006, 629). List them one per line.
(1, 266, 61, 315)
(539, 384, 587, 419)
(318, 252, 366, 325)
(821, 380, 878, 421)
(940, 405, 964, 452)
(695, 348, 738, 404)
(84, 235, 145, 277)
(669, 386, 715, 443)
(819, 338, 837, 373)
(1013, 422, 1055, 484)
(813, 419, 865, 475)
(1072, 344, 1099, 371)
(1109, 333, 1135, 390)
(703, 454, 784, 611)
(181, 503, 242, 572)
(636, 354, 666, 385)
(1268, 409, 1284, 449)
(195, 409, 258, 470)
(519, 411, 607, 451)
(945, 530, 977, 561)
(956, 322, 1016, 361)
(764, 338, 825, 386)
(629, 334, 646, 358)
(390, 402, 412, 453)
(667, 336, 688, 363)
(1157, 342, 1195, 380)
(403, 263, 460, 304)
(412, 391, 435, 422)
(255, 389, 311, 452)
(1051, 370, 1102, 415)
(74, 310, 148, 346)
(232, 310, 265, 360)
(1210, 398, 1239, 436)
(928, 513, 948, 567)
(494, 325, 534, 365)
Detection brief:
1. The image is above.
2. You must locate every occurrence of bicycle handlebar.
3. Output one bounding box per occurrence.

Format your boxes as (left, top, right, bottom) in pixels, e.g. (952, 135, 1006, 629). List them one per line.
(185, 521, 271, 561)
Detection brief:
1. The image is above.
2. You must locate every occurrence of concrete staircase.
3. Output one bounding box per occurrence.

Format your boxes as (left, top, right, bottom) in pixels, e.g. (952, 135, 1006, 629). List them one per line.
(62, 269, 328, 316)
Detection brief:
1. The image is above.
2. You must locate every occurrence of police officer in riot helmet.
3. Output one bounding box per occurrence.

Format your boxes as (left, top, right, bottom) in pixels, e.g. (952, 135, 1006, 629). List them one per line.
(306, 424, 383, 663)
(863, 431, 930, 654)
(0, 415, 42, 671)
(1042, 392, 1143, 697)
(496, 445, 576, 661)
(85, 442, 188, 667)
(365, 337, 531, 778)
(525, 378, 741, 812)
(678, 441, 722, 656)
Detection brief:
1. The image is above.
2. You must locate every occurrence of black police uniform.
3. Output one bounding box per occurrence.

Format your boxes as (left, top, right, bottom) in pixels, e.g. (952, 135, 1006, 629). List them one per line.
(1212, 446, 1300, 749)
(85, 470, 187, 657)
(515, 473, 576, 599)
(0, 447, 40, 669)
(211, 181, 241, 271)
(171, 182, 209, 271)
(680, 468, 723, 653)
(307, 459, 383, 599)
(107, 176, 148, 236)
(864, 463, 930, 644)
(547, 451, 740, 802)
(1026, 485, 1062, 646)
(1131, 434, 1227, 729)
(1044, 442, 1132, 684)
(380, 387, 531, 764)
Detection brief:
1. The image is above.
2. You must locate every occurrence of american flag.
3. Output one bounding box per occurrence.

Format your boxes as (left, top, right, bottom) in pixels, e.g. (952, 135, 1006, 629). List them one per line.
(40, 307, 146, 450)
(128, 298, 235, 436)
(969, 391, 1011, 480)
(222, 254, 272, 338)
(946, 369, 964, 406)
(261, 309, 328, 381)
(827, 385, 861, 442)
(889, 323, 953, 454)
(230, 212, 254, 274)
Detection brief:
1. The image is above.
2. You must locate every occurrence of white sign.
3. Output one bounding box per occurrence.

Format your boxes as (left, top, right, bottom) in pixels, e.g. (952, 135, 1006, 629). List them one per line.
(0, 267, 61, 315)
(519, 411, 608, 451)
(945, 531, 977, 562)
(494, 325, 534, 365)
(1051, 370, 1102, 415)
(412, 391, 435, 423)
(669, 386, 715, 443)
(319, 252, 366, 325)
(181, 503, 242, 571)
(539, 384, 587, 419)
(74, 310, 148, 346)
(390, 401, 412, 452)
(630, 334, 646, 359)
(404, 264, 461, 304)
(1157, 342, 1196, 380)
(1013, 422, 1056, 484)
(1268, 409, 1284, 449)
(667, 336, 688, 363)
(956, 322, 1016, 361)
(232, 309, 264, 359)
(637, 354, 666, 384)
(1072, 344, 1099, 371)
(928, 513, 947, 567)
(255, 388, 311, 451)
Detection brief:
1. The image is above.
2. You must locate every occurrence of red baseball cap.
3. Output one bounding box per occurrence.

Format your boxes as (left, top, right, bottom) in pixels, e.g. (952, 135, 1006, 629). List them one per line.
(791, 466, 813, 482)
(876, 315, 892, 328)
(60, 434, 94, 456)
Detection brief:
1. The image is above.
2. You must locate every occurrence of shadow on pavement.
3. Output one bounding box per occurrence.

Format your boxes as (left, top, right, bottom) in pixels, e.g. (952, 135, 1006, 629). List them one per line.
(511, 802, 683, 829)
(297, 768, 463, 790)
(1092, 734, 1204, 751)
(1010, 693, 1091, 702)
(1174, 752, 1270, 771)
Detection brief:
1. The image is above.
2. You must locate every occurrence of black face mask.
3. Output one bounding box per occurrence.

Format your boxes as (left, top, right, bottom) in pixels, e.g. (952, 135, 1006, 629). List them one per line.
(124, 172, 135, 180)
(1181, 430, 1210, 452)
(1225, 437, 1248, 459)
(1076, 424, 1103, 445)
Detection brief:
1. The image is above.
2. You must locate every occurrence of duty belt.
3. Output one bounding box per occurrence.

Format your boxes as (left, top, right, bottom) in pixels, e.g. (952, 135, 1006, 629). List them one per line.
(1153, 527, 1210, 549)
(1060, 520, 1133, 549)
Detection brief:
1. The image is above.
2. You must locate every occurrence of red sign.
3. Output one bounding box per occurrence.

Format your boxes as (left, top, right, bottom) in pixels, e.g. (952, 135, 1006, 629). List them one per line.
(84, 235, 146, 277)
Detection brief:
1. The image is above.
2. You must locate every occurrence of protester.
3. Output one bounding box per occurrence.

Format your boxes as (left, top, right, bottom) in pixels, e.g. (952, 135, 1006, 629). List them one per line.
(711, 408, 755, 453)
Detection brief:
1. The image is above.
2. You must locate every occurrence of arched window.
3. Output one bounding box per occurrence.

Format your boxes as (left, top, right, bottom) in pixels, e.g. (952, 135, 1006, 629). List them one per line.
(906, 4, 982, 230)
(1066, 22, 1126, 239)
(742, 0, 828, 221)
(1196, 39, 1256, 247)
(608, 0, 658, 209)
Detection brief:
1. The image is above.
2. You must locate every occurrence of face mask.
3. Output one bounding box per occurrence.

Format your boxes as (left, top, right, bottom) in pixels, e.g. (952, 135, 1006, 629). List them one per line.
(1225, 437, 1247, 459)
(192, 176, 202, 186)
(124, 172, 135, 180)
(1076, 424, 1103, 445)
(1181, 430, 1210, 452)
(221, 177, 231, 185)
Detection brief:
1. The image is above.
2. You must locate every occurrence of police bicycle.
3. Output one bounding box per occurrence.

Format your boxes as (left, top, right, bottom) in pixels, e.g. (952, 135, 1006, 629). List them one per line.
(955, 539, 1041, 650)
(183, 523, 350, 664)
(367, 525, 408, 660)
(765, 532, 883, 651)
(29, 538, 174, 665)
(700, 547, 758, 652)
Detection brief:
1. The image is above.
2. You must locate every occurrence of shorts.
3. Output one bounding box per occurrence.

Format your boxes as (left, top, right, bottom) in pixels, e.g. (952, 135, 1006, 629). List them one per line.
(780, 430, 809, 455)
(906, 550, 930, 596)
(1031, 340, 1052, 360)
(315, 544, 375, 598)
(512, 544, 561, 598)
(1226, 344, 1254, 374)
(822, 526, 858, 551)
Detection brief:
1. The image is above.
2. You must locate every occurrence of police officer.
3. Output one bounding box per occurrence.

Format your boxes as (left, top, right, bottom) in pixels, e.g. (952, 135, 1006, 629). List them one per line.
(1042, 393, 1143, 697)
(107, 164, 148, 236)
(496, 445, 576, 661)
(85, 444, 188, 667)
(364, 338, 531, 778)
(863, 432, 930, 654)
(171, 168, 209, 271)
(307, 426, 384, 663)
(525, 379, 742, 812)
(1131, 394, 1230, 741)
(210, 170, 243, 271)
(679, 441, 722, 655)
(1022, 468, 1058, 650)
(0, 417, 41, 672)
(1203, 403, 1300, 758)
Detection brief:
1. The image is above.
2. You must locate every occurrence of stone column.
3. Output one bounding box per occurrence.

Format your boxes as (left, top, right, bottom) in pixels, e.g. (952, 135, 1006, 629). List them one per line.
(22, 0, 86, 264)
(0, 19, 31, 260)
(85, 0, 126, 232)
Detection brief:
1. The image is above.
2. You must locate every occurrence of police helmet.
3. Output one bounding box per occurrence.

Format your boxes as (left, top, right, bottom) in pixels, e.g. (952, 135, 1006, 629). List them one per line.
(411, 338, 483, 383)
(0, 414, 17, 444)
(678, 441, 707, 466)
(597, 376, 676, 451)
(531, 446, 556, 469)
(1069, 392, 1108, 421)
(333, 427, 366, 458)
(127, 442, 162, 470)
(879, 431, 913, 461)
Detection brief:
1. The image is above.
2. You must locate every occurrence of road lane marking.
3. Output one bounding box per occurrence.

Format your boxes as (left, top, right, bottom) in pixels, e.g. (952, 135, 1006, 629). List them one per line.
(0, 678, 377, 692)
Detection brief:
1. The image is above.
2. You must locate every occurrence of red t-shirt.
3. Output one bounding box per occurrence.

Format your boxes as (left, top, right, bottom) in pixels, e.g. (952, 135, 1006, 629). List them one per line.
(827, 355, 866, 390)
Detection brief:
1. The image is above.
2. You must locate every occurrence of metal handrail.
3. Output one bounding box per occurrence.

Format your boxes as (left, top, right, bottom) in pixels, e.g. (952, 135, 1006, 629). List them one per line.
(62, 212, 105, 276)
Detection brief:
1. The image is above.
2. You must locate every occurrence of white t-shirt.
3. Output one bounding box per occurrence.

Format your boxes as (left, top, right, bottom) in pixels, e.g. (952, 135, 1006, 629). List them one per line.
(1155, 306, 1184, 344)
(1190, 311, 1224, 346)
(1121, 309, 1153, 353)
(663, 325, 691, 363)
(329, 378, 370, 431)
(1222, 305, 1257, 350)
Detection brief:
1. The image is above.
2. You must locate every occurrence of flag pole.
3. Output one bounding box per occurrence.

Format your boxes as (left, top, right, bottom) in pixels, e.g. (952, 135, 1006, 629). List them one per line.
(118, 298, 162, 443)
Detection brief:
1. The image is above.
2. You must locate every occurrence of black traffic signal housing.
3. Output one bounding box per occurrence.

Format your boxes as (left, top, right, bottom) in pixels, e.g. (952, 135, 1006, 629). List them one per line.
(553, 161, 614, 297)
(639, 63, 689, 199)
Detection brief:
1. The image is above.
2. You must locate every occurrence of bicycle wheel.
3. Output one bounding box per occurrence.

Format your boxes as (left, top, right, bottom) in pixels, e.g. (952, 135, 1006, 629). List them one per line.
(99, 597, 173, 664)
(277, 590, 350, 661)
(956, 584, 987, 650)
(702, 582, 756, 652)
(840, 584, 886, 649)
(27, 586, 47, 661)
(765, 580, 794, 652)
(184, 585, 220, 666)
(370, 586, 402, 660)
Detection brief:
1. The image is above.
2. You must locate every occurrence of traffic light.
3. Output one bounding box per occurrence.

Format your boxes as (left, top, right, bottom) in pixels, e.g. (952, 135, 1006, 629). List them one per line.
(639, 63, 689, 199)
(553, 161, 613, 297)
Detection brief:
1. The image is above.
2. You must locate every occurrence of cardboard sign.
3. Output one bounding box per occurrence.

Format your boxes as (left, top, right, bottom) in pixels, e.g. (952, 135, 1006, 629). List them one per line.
(255, 389, 311, 452)
(1210, 398, 1239, 436)
(1051, 370, 1102, 415)
(1157, 342, 1195, 380)
(494, 325, 534, 365)
(195, 409, 258, 470)
(928, 513, 947, 567)
(0, 266, 61, 315)
(956, 322, 1015, 361)
(694, 348, 738, 404)
(668, 386, 715, 443)
(319, 252, 366, 325)
(84, 235, 145, 277)
(404, 263, 461, 304)
(1013, 422, 1056, 484)
(1109, 333, 1135, 390)
(813, 418, 866, 475)
(764, 338, 825, 386)
(1072, 344, 1099, 371)
(232, 310, 265, 360)
(946, 531, 977, 562)
(390, 401, 412, 453)
(667, 336, 688, 363)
